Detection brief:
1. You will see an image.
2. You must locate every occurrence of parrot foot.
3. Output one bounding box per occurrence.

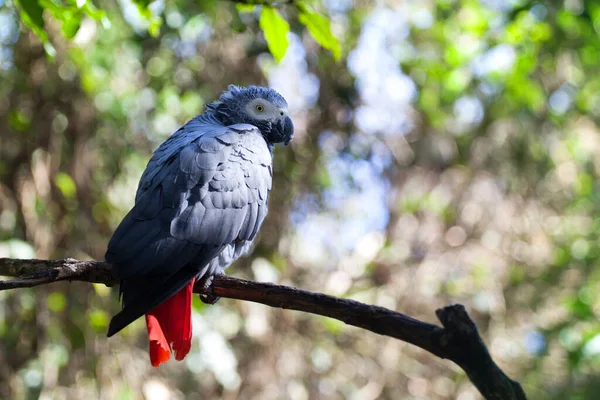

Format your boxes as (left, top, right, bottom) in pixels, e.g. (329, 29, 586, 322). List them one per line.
(198, 274, 221, 305)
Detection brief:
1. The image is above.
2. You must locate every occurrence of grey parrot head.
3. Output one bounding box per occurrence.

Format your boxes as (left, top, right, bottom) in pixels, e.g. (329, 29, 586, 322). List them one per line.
(207, 85, 294, 145)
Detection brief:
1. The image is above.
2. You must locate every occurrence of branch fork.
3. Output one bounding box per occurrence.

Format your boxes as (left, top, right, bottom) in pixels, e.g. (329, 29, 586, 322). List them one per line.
(0, 258, 526, 400)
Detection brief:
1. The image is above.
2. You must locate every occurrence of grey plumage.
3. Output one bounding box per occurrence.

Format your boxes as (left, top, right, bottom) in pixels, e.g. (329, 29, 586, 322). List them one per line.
(106, 85, 294, 336)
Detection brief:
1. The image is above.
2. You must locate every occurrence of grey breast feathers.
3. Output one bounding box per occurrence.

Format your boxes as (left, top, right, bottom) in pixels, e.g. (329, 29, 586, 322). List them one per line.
(105, 116, 273, 280)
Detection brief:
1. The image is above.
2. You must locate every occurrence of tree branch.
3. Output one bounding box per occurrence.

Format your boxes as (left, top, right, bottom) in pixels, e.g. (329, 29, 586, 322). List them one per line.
(0, 258, 526, 400)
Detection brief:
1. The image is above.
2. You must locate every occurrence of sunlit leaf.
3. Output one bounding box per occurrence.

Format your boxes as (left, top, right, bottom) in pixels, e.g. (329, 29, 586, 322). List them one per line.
(61, 13, 82, 39)
(148, 18, 162, 37)
(296, 3, 341, 60)
(55, 172, 77, 199)
(236, 3, 255, 13)
(259, 6, 289, 63)
(81, 1, 107, 21)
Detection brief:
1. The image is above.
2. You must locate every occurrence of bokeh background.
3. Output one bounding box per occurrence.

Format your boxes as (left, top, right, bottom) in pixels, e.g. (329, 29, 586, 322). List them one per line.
(1, 0, 600, 398)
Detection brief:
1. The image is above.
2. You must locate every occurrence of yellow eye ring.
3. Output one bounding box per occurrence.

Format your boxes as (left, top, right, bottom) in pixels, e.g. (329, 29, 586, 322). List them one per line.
(256, 105, 264, 112)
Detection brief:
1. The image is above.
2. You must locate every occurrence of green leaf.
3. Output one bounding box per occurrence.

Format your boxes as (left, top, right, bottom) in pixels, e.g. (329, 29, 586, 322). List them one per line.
(81, 1, 107, 21)
(259, 6, 290, 63)
(15, 0, 49, 44)
(30, 0, 89, 41)
(55, 172, 77, 199)
(61, 13, 82, 39)
(296, 3, 341, 60)
(236, 4, 255, 13)
(16, 0, 44, 31)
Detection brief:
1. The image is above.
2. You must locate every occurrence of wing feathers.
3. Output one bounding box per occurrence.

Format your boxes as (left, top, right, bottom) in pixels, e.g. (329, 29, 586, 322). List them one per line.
(106, 117, 273, 291)
(240, 202, 258, 240)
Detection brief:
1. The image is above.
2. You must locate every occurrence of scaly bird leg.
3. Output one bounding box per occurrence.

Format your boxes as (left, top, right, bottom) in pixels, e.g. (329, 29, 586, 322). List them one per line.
(197, 274, 221, 305)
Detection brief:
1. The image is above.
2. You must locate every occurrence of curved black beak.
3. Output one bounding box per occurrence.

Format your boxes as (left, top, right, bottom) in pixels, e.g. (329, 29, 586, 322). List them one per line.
(279, 116, 294, 145)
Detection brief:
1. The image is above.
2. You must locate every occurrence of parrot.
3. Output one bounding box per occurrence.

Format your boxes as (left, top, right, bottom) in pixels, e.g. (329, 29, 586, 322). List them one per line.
(105, 85, 294, 367)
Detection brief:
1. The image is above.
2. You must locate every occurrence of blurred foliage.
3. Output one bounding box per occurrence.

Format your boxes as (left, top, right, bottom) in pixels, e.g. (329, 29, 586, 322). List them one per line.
(0, 0, 600, 399)
(13, 0, 341, 62)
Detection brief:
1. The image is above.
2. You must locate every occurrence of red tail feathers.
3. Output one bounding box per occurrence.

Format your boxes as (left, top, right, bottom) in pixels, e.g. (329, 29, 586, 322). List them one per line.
(145, 279, 195, 367)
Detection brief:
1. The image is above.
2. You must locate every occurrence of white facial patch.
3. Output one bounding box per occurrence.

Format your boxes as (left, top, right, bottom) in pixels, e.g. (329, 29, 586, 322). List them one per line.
(245, 98, 281, 120)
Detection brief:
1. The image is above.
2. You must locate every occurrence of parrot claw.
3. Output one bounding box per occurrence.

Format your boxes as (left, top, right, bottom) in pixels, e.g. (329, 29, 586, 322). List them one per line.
(197, 274, 221, 305)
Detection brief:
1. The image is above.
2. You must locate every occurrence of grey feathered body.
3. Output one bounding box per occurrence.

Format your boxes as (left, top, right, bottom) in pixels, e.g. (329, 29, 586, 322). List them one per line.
(106, 112, 273, 336)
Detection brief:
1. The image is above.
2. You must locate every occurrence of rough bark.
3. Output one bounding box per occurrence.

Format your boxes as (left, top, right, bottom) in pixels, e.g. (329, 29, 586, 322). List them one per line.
(0, 258, 527, 400)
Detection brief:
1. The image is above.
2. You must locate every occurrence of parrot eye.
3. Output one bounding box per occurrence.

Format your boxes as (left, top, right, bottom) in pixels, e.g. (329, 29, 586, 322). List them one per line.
(256, 105, 265, 112)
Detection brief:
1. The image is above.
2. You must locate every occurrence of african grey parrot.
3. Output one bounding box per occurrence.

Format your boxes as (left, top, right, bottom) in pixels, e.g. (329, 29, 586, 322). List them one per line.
(105, 85, 293, 366)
